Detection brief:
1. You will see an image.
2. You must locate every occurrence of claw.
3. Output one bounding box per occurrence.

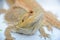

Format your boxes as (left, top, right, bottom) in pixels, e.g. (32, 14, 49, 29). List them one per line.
(5, 37, 14, 40)
(43, 34, 51, 40)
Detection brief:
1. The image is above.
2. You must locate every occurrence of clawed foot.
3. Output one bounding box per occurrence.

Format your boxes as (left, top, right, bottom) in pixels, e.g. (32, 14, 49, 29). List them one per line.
(40, 33, 50, 39)
(5, 37, 14, 40)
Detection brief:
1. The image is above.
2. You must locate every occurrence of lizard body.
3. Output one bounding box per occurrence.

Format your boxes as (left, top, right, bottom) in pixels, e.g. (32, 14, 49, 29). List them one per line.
(0, 0, 60, 40)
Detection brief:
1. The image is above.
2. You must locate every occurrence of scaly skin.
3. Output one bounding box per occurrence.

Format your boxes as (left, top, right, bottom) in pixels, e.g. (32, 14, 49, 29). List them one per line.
(15, 0, 60, 38)
(6, 0, 15, 6)
(0, 0, 60, 40)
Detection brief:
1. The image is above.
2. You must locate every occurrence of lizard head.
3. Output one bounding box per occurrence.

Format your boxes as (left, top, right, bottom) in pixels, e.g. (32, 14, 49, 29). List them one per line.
(5, 6, 29, 24)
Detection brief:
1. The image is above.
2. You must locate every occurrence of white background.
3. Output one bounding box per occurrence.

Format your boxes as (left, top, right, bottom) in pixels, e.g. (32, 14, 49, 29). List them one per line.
(0, 0, 60, 40)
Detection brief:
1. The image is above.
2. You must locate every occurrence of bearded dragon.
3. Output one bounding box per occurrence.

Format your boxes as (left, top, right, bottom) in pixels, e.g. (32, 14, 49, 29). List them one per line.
(0, 0, 60, 40)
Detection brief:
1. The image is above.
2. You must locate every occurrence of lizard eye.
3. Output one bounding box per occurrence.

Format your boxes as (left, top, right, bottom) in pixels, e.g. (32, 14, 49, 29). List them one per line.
(29, 11, 33, 13)
(22, 19, 24, 22)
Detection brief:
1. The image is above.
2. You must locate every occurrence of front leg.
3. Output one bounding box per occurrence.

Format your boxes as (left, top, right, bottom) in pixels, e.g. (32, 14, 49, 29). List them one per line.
(5, 26, 14, 40)
(0, 9, 7, 14)
(6, 0, 15, 6)
(39, 27, 49, 39)
(43, 19, 52, 31)
(39, 21, 50, 39)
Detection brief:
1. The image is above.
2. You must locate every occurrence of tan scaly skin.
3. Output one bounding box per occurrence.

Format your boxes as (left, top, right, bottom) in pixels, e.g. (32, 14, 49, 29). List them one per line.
(0, 0, 60, 40)
(16, 0, 60, 30)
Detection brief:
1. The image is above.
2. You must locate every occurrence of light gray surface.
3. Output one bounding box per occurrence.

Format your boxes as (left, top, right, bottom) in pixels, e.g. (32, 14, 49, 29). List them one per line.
(0, 0, 60, 40)
(0, 0, 4, 9)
